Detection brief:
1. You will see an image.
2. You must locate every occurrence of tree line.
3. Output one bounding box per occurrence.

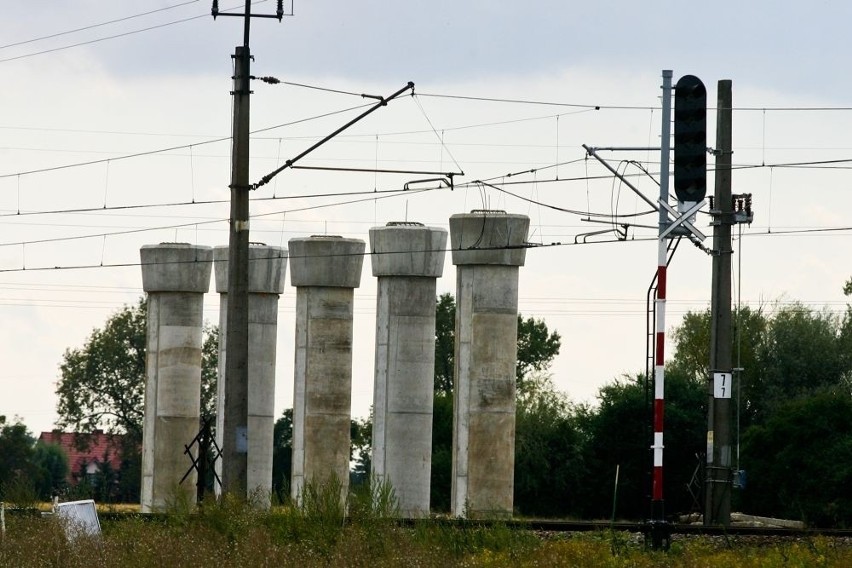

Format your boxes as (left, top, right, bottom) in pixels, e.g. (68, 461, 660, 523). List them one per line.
(2, 289, 851, 526)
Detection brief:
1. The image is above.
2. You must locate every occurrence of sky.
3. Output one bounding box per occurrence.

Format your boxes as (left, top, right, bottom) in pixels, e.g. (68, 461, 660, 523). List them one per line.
(3, 1, 852, 436)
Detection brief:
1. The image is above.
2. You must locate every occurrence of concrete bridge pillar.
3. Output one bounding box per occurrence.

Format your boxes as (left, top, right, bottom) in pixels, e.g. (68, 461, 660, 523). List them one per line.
(369, 222, 447, 517)
(448, 211, 530, 518)
(140, 243, 213, 512)
(288, 236, 365, 503)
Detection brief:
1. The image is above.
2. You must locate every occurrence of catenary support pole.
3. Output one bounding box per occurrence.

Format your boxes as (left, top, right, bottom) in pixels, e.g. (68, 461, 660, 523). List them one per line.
(214, 244, 287, 505)
(213, 0, 285, 499)
(221, 2, 252, 497)
(705, 80, 734, 526)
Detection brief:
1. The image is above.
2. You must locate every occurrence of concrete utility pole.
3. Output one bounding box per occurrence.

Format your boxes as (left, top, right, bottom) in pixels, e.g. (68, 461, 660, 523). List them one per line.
(705, 79, 734, 526)
(213, 0, 285, 497)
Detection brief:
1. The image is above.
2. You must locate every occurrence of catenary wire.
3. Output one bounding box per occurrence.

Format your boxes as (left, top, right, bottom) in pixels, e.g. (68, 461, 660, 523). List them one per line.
(0, 102, 373, 179)
(0, 1, 201, 50)
(0, 235, 656, 274)
(0, 186, 442, 249)
(477, 180, 655, 219)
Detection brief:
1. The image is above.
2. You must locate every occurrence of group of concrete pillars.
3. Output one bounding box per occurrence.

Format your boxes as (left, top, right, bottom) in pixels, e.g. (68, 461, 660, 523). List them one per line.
(139, 243, 287, 512)
(138, 211, 529, 518)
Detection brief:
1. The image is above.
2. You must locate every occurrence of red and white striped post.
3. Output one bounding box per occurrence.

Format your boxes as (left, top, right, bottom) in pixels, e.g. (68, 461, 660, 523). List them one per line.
(649, 70, 673, 549)
(652, 239, 667, 513)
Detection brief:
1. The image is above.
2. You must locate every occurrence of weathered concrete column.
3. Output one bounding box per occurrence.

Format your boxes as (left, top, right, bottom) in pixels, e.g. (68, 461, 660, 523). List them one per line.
(140, 243, 213, 512)
(213, 244, 287, 506)
(369, 222, 447, 517)
(449, 210, 530, 518)
(289, 236, 365, 502)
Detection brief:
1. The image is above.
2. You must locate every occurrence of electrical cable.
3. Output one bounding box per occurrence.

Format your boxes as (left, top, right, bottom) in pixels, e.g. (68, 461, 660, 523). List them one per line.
(0, 1, 201, 50)
(0, 102, 373, 179)
(256, 79, 365, 99)
(411, 95, 464, 175)
(0, 187, 420, 219)
(240, 77, 852, 113)
(419, 92, 852, 113)
(0, 15, 206, 64)
(0, 186, 442, 249)
(477, 180, 656, 219)
(0, 1, 264, 64)
(0, 233, 657, 274)
(0, 164, 640, 221)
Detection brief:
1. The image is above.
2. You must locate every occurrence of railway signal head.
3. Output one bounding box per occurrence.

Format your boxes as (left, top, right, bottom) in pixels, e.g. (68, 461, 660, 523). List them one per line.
(673, 75, 707, 203)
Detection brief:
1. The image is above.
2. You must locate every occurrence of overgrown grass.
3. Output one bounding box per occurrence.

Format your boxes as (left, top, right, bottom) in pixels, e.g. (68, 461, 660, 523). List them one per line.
(2, 482, 851, 567)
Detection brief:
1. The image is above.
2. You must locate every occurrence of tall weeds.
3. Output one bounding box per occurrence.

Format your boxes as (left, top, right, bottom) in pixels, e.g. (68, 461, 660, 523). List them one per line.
(2, 486, 851, 567)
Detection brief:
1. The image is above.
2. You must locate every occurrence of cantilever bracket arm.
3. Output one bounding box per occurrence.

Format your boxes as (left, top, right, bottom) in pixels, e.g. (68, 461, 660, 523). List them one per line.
(404, 176, 454, 191)
(252, 81, 416, 190)
(583, 144, 659, 213)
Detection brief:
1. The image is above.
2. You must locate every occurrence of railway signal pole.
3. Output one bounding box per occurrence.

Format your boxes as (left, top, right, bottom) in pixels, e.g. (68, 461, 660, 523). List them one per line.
(582, 71, 711, 549)
(648, 70, 674, 551)
(705, 80, 734, 526)
(212, 0, 286, 498)
(648, 71, 709, 550)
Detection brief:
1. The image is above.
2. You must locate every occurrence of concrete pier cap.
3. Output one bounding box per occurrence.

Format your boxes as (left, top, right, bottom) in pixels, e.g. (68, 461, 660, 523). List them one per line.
(369, 222, 448, 277)
(289, 236, 366, 288)
(140, 243, 213, 292)
(449, 210, 530, 267)
(213, 243, 288, 294)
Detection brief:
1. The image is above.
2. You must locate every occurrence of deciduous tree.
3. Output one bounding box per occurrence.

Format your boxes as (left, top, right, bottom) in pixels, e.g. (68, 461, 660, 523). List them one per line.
(0, 416, 38, 500)
(433, 293, 562, 392)
(55, 297, 218, 438)
(54, 297, 218, 502)
(741, 388, 852, 527)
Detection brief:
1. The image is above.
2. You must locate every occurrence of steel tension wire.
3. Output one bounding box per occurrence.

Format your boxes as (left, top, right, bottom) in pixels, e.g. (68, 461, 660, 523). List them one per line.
(252, 81, 416, 190)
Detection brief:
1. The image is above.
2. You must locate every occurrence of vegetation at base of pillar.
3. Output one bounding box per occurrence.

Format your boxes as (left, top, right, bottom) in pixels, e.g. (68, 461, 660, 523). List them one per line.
(45, 297, 218, 502)
(270, 410, 374, 499)
(6, 499, 851, 566)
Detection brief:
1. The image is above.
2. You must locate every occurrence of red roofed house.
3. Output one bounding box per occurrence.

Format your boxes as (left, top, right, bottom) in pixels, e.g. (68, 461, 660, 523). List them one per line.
(38, 430, 125, 487)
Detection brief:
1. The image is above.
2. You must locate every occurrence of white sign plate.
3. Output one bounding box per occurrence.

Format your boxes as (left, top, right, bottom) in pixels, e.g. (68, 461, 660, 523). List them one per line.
(714, 372, 732, 399)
